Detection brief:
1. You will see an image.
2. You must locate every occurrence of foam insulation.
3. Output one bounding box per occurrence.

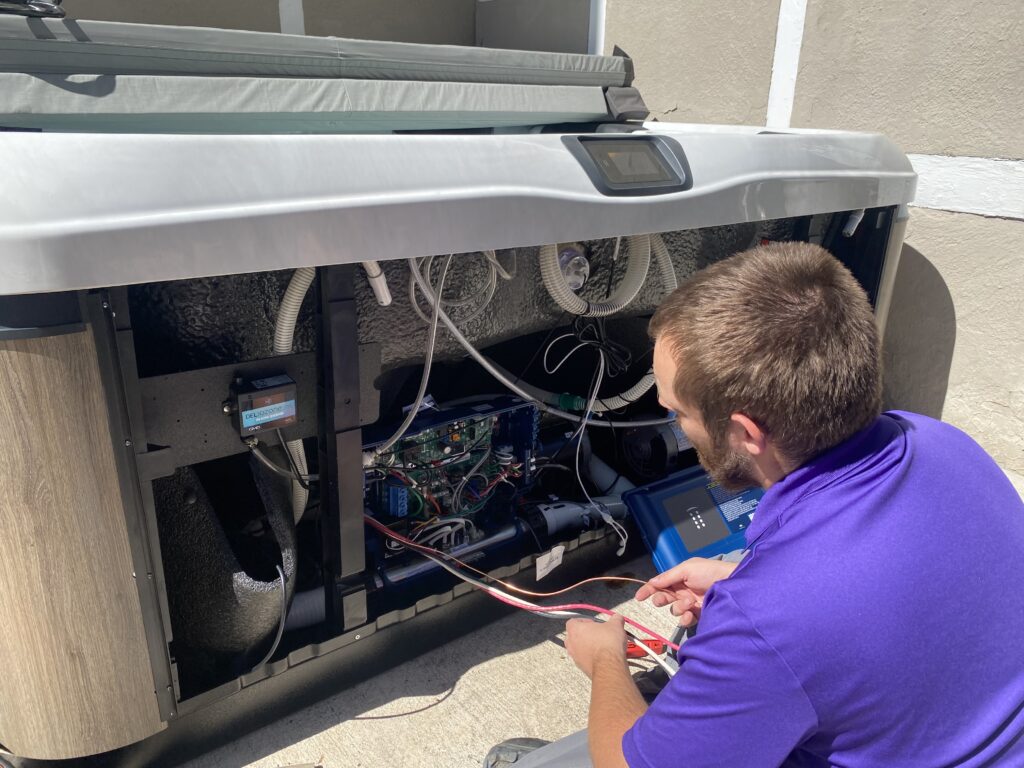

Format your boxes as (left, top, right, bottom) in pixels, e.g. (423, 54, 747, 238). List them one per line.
(359, 220, 795, 371)
(128, 221, 797, 378)
(153, 459, 297, 657)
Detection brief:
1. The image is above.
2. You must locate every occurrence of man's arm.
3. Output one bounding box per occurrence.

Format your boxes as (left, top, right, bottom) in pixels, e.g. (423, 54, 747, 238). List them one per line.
(564, 615, 646, 768)
(588, 646, 648, 768)
(565, 560, 743, 767)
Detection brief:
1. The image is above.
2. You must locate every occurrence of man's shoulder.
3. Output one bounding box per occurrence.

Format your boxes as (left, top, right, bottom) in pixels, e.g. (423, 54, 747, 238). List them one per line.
(884, 410, 1012, 486)
(884, 409, 980, 447)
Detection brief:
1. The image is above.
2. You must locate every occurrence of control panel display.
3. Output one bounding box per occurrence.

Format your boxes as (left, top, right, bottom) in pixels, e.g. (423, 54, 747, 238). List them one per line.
(232, 373, 298, 435)
(582, 140, 674, 184)
(663, 487, 733, 552)
(562, 135, 691, 197)
(241, 398, 296, 431)
(623, 467, 763, 571)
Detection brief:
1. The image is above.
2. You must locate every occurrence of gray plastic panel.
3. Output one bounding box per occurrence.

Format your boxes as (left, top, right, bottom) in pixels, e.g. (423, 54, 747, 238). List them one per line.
(0, 127, 916, 295)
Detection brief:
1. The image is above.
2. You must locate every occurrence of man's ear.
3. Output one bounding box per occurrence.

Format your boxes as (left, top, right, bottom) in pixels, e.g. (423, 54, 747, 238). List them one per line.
(727, 413, 768, 456)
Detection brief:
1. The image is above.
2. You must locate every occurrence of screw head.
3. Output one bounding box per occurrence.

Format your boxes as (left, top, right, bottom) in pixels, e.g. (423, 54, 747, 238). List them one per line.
(355, 634, 362, 640)
(124, 439, 132, 447)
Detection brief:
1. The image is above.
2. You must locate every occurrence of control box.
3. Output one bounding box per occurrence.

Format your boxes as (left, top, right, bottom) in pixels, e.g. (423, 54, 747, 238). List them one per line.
(623, 467, 763, 571)
(231, 373, 298, 436)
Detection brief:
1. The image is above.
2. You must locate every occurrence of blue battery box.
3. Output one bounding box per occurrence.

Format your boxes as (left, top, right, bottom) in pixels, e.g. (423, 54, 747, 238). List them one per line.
(622, 466, 763, 572)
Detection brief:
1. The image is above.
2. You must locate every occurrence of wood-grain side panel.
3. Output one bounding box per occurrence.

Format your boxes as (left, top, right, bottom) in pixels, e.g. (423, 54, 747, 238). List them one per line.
(0, 331, 164, 759)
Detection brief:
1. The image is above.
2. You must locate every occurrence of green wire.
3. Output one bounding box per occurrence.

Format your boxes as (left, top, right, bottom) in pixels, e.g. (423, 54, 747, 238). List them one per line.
(408, 487, 426, 518)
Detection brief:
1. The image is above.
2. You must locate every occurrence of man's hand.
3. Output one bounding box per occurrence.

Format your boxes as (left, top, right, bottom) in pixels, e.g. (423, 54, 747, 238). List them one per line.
(565, 615, 628, 679)
(635, 557, 738, 626)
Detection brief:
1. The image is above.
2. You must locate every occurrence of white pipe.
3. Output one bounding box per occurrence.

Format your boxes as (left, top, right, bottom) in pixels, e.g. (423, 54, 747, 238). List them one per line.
(361, 260, 392, 306)
(275, 267, 315, 524)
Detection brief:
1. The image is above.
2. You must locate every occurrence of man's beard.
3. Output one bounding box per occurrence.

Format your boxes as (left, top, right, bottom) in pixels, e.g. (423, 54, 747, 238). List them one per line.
(692, 432, 758, 492)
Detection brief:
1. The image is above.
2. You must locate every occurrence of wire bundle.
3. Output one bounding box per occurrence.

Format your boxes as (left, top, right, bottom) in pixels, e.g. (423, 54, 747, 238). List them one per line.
(543, 316, 634, 378)
(409, 250, 516, 325)
(363, 514, 678, 676)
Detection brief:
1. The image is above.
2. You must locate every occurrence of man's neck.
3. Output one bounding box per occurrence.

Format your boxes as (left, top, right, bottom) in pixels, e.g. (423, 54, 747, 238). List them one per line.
(755, 448, 794, 490)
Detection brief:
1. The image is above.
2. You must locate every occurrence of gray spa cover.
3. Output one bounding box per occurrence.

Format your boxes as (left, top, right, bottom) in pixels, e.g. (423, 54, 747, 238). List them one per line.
(0, 16, 632, 86)
(0, 16, 624, 132)
(0, 73, 612, 132)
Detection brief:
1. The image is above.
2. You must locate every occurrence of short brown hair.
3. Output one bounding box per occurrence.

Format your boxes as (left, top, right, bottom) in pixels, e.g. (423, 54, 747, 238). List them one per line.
(649, 241, 881, 466)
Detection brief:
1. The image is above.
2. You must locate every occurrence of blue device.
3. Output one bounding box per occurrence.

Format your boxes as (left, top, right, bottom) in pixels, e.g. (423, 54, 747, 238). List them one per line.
(623, 466, 763, 572)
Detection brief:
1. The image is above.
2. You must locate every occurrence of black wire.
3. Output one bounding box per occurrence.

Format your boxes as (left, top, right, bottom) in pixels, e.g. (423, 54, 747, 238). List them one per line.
(598, 417, 623, 495)
(605, 240, 619, 299)
(511, 311, 571, 389)
(522, 518, 545, 554)
(276, 429, 311, 491)
(572, 317, 633, 378)
(253, 565, 287, 670)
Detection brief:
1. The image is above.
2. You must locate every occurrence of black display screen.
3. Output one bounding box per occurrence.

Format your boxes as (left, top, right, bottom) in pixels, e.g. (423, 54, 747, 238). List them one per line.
(662, 487, 732, 553)
(582, 140, 675, 185)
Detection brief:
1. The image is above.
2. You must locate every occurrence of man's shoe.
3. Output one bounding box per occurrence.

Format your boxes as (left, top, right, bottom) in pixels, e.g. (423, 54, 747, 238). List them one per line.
(483, 737, 552, 767)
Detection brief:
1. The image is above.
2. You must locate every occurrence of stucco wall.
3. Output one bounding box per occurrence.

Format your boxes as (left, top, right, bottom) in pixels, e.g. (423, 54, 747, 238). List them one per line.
(603, 0, 779, 125)
(884, 209, 1024, 475)
(62, 0, 282, 31)
(303, 0, 475, 44)
(476, 0, 591, 53)
(62, 0, 477, 43)
(793, 0, 1024, 159)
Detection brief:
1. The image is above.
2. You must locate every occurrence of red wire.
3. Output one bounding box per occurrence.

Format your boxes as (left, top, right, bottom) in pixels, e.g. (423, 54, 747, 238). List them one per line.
(364, 515, 680, 651)
(390, 470, 442, 516)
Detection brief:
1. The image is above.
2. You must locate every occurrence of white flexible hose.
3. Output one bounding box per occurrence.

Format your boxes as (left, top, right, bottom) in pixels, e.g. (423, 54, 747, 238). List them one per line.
(275, 267, 315, 524)
(486, 233, 679, 414)
(539, 234, 651, 317)
(651, 232, 679, 297)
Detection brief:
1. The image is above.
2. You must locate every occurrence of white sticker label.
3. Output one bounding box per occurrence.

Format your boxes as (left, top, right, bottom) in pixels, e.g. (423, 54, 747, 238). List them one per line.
(535, 545, 565, 581)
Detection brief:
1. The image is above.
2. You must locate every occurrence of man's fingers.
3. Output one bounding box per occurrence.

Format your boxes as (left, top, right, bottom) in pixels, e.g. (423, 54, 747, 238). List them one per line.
(634, 582, 671, 601)
(638, 558, 712, 598)
(675, 610, 697, 627)
(669, 598, 701, 626)
(646, 568, 688, 591)
(635, 583, 683, 603)
(649, 558, 707, 586)
(649, 592, 671, 608)
(669, 600, 700, 626)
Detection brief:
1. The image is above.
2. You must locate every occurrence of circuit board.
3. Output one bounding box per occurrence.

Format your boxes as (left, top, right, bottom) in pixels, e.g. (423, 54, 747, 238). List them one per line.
(363, 397, 538, 555)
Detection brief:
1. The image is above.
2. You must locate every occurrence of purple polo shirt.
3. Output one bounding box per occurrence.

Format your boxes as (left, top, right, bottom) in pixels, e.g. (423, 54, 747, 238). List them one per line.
(624, 411, 1024, 767)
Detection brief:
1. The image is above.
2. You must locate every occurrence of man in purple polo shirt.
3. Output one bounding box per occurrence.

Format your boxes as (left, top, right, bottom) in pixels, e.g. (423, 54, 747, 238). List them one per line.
(490, 241, 1024, 767)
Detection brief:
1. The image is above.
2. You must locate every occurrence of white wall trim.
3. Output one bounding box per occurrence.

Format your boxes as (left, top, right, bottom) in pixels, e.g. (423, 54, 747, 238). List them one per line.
(588, 0, 607, 55)
(909, 154, 1024, 220)
(278, 0, 305, 35)
(766, 0, 807, 129)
